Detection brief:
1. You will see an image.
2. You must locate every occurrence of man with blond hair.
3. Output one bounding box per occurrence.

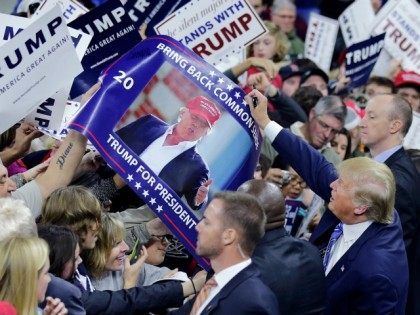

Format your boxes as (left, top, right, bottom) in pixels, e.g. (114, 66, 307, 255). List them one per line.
(246, 90, 409, 314)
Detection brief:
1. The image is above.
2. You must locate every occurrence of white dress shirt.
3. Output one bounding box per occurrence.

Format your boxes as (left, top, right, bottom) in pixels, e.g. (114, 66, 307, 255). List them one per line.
(139, 125, 197, 175)
(197, 259, 252, 314)
(325, 220, 373, 275)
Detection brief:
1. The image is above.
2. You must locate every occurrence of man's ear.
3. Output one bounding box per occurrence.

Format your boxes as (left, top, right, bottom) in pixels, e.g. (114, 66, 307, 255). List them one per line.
(389, 119, 403, 135)
(354, 205, 368, 215)
(222, 228, 236, 246)
(309, 109, 316, 121)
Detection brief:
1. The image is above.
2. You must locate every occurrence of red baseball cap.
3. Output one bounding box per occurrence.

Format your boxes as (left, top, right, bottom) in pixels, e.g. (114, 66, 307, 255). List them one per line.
(186, 96, 221, 127)
(394, 71, 420, 88)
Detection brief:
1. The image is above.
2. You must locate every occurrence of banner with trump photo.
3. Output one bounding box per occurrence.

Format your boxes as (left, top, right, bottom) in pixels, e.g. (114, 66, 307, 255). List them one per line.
(70, 35, 262, 269)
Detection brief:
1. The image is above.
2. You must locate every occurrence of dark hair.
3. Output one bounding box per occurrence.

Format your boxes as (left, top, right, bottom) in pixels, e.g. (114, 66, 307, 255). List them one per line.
(366, 76, 395, 93)
(292, 86, 323, 116)
(213, 191, 266, 256)
(332, 128, 352, 160)
(0, 124, 19, 151)
(37, 224, 78, 278)
(258, 153, 272, 178)
(293, 58, 318, 69)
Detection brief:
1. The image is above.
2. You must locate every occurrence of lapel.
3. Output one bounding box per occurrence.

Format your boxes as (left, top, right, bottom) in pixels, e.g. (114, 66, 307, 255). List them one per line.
(383, 147, 404, 167)
(326, 222, 382, 284)
(201, 264, 256, 315)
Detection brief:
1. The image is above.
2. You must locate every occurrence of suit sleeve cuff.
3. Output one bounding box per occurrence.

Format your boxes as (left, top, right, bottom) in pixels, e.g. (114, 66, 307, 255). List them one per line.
(264, 121, 283, 143)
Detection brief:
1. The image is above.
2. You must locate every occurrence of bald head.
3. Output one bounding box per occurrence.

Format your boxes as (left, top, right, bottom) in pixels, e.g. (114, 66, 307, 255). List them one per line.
(237, 179, 285, 230)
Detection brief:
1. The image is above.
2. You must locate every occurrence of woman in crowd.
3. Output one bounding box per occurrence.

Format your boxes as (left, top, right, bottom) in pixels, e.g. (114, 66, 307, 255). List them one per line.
(330, 128, 352, 161)
(0, 237, 67, 315)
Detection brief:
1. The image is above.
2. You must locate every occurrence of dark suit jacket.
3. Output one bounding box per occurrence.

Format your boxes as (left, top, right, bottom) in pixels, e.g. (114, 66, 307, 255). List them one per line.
(252, 227, 326, 315)
(171, 264, 279, 315)
(43, 275, 86, 315)
(271, 128, 409, 314)
(384, 147, 420, 315)
(116, 115, 209, 208)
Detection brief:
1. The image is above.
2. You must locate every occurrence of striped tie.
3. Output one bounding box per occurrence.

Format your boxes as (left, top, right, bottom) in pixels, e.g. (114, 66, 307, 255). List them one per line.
(190, 277, 218, 315)
(323, 223, 343, 271)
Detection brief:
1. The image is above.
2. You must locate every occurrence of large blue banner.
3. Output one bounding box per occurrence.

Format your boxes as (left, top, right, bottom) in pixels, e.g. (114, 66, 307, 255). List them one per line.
(345, 33, 385, 89)
(70, 35, 261, 270)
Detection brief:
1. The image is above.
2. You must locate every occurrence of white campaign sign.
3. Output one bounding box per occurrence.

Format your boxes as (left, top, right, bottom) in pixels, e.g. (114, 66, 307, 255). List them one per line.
(339, 0, 375, 47)
(0, 6, 83, 133)
(0, 12, 92, 61)
(154, 0, 267, 66)
(25, 86, 71, 130)
(34, 0, 89, 23)
(371, 0, 420, 73)
(304, 13, 339, 72)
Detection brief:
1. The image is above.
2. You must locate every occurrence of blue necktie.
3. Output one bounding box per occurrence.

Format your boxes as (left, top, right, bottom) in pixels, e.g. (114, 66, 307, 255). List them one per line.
(323, 223, 343, 271)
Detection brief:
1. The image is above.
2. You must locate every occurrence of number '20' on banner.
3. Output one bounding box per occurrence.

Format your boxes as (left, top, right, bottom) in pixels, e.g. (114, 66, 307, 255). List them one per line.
(69, 35, 262, 270)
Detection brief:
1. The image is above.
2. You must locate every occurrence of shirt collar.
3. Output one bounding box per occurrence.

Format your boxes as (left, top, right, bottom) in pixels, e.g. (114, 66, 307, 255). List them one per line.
(342, 220, 373, 243)
(214, 259, 251, 288)
(373, 145, 402, 163)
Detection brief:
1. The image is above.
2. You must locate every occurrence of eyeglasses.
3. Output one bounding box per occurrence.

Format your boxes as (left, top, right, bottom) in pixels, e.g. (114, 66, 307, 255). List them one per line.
(151, 234, 173, 244)
(316, 117, 341, 136)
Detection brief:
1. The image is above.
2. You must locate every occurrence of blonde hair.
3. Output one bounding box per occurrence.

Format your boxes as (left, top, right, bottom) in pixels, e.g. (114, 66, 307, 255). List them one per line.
(0, 237, 49, 315)
(338, 157, 396, 224)
(83, 214, 125, 279)
(41, 186, 102, 239)
(248, 20, 289, 63)
(0, 198, 36, 241)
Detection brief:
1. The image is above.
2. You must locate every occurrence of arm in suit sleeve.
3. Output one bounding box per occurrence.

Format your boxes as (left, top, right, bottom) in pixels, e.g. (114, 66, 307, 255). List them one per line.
(360, 274, 399, 313)
(82, 281, 184, 315)
(183, 158, 209, 209)
(269, 126, 338, 202)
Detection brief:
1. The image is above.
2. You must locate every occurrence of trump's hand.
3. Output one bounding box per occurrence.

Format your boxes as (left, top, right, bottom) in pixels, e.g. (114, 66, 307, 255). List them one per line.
(244, 89, 271, 129)
(194, 179, 212, 206)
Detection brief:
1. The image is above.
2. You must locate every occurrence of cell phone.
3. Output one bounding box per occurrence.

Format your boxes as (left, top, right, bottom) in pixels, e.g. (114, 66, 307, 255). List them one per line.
(252, 84, 258, 107)
(129, 239, 146, 264)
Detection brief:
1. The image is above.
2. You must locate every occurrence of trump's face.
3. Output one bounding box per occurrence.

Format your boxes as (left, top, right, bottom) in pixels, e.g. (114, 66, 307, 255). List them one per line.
(195, 199, 224, 259)
(176, 109, 210, 142)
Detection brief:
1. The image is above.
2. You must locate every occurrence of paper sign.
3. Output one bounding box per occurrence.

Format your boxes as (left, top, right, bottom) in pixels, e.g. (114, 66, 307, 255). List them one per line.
(34, 0, 89, 23)
(304, 13, 339, 72)
(371, 0, 420, 73)
(0, 12, 92, 61)
(0, 6, 83, 133)
(339, 0, 375, 47)
(68, 0, 142, 99)
(154, 0, 267, 66)
(70, 35, 262, 270)
(345, 33, 385, 89)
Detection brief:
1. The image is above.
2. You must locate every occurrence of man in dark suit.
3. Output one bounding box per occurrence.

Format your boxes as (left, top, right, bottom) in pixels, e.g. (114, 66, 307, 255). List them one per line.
(172, 191, 279, 315)
(246, 90, 409, 314)
(238, 179, 326, 315)
(117, 96, 221, 208)
(359, 94, 420, 315)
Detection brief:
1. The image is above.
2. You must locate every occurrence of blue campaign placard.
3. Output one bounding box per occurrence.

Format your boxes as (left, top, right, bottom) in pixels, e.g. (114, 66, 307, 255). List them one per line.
(68, 0, 141, 99)
(70, 35, 262, 270)
(345, 33, 385, 89)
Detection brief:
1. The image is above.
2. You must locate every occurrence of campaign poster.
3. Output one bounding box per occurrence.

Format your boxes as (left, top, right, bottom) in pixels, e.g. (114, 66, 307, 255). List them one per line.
(338, 0, 375, 47)
(304, 13, 339, 72)
(370, 0, 420, 73)
(121, 0, 190, 36)
(154, 0, 266, 66)
(33, 0, 89, 23)
(0, 12, 93, 61)
(68, 0, 142, 99)
(70, 35, 262, 269)
(0, 7, 82, 133)
(345, 33, 385, 89)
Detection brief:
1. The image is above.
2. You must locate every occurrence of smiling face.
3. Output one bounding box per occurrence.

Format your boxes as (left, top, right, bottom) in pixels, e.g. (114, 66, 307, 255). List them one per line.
(195, 199, 225, 259)
(105, 240, 129, 271)
(174, 109, 210, 142)
(252, 33, 277, 60)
